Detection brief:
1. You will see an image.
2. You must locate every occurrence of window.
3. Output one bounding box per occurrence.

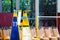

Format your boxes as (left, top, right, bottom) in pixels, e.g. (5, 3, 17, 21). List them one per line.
(39, 0, 56, 16)
(2, 0, 16, 12)
(2, 0, 11, 12)
(39, 0, 57, 27)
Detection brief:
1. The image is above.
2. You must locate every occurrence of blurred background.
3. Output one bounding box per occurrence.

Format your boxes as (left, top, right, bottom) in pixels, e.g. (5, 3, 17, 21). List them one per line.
(0, 0, 60, 40)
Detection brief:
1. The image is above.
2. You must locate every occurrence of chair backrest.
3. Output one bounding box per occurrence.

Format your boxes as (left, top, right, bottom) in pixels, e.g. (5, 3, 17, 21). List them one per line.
(38, 27, 45, 38)
(0, 29, 2, 38)
(22, 27, 32, 40)
(3, 29, 11, 39)
(19, 28, 22, 40)
(31, 27, 36, 38)
(52, 27, 59, 37)
(44, 27, 52, 37)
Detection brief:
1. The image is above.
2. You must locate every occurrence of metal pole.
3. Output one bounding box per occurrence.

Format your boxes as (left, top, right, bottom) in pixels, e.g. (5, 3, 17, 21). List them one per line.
(11, 0, 13, 12)
(35, 0, 39, 39)
(0, 0, 2, 12)
(16, 0, 20, 10)
(35, 0, 39, 16)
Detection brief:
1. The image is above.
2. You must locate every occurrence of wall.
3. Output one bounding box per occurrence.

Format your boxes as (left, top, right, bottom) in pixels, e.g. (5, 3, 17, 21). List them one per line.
(0, 13, 13, 27)
(57, 0, 60, 33)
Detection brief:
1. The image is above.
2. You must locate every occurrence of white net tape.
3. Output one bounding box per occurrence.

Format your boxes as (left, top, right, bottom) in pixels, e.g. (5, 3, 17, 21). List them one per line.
(38, 16, 60, 18)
